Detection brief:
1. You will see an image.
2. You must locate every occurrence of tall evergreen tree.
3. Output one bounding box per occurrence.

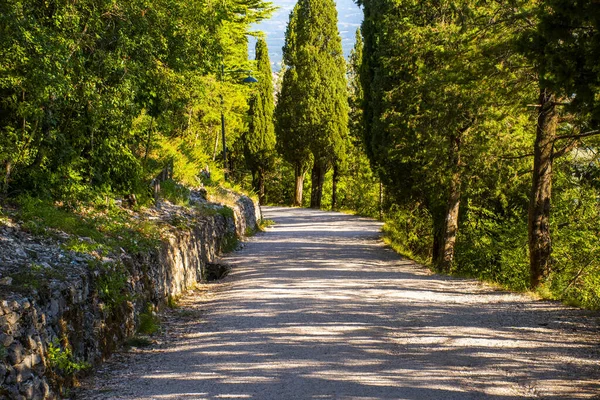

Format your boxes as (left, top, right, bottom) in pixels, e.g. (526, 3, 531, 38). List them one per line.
(275, 6, 312, 206)
(359, 0, 535, 271)
(276, 0, 349, 209)
(245, 38, 276, 204)
(521, 0, 600, 288)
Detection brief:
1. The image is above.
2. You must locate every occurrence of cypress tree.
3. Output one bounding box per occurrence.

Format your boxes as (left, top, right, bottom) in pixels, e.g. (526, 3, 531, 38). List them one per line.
(275, 5, 313, 206)
(245, 38, 276, 204)
(276, 0, 349, 209)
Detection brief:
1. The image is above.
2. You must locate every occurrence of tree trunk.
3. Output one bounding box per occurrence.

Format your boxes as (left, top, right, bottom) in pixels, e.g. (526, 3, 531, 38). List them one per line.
(294, 164, 304, 207)
(252, 170, 259, 198)
(437, 134, 462, 273)
(310, 162, 326, 209)
(331, 164, 339, 210)
(257, 168, 266, 205)
(213, 128, 219, 161)
(438, 134, 468, 273)
(3, 160, 12, 195)
(432, 216, 444, 266)
(528, 88, 558, 288)
(439, 171, 461, 273)
(379, 180, 384, 221)
(144, 117, 155, 164)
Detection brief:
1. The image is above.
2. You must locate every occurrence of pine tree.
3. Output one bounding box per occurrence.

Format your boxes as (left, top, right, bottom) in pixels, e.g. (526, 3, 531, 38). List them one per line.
(276, 0, 349, 209)
(245, 38, 276, 204)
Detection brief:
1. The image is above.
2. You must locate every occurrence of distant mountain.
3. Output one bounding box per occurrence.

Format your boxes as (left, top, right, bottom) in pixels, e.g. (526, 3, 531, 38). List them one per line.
(249, 0, 363, 71)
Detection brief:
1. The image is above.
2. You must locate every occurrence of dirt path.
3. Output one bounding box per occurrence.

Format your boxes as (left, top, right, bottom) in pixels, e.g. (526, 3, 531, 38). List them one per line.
(78, 207, 600, 399)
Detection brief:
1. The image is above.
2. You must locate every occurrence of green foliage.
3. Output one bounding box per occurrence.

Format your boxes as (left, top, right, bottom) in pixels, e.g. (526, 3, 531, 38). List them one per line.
(16, 194, 162, 256)
(97, 264, 130, 314)
(522, 0, 600, 122)
(47, 339, 91, 377)
(258, 219, 275, 230)
(221, 232, 240, 253)
(275, 0, 349, 207)
(275, 7, 313, 177)
(160, 180, 191, 207)
(167, 295, 180, 309)
(244, 38, 276, 203)
(0, 344, 6, 360)
(549, 159, 600, 309)
(382, 206, 434, 265)
(0, 0, 274, 203)
(357, 0, 600, 309)
(17, 195, 101, 239)
(137, 305, 161, 335)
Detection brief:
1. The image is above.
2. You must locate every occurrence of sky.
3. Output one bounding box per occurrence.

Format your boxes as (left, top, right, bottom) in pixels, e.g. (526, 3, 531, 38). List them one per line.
(249, 0, 363, 71)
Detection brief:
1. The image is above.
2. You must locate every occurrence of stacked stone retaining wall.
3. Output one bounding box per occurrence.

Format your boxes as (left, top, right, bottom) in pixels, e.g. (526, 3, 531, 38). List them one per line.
(0, 195, 260, 399)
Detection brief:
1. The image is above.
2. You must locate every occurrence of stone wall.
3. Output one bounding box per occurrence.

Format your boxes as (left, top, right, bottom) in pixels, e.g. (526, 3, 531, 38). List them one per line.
(0, 195, 261, 399)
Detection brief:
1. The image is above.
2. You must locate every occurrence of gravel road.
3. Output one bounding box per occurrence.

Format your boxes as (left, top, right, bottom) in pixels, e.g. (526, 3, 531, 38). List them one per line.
(78, 207, 600, 400)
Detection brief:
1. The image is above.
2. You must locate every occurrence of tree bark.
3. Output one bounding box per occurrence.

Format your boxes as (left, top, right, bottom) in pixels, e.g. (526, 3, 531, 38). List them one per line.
(437, 134, 462, 273)
(331, 164, 339, 210)
(379, 180, 384, 221)
(432, 216, 444, 266)
(294, 164, 304, 207)
(528, 88, 558, 288)
(257, 168, 266, 205)
(3, 160, 12, 195)
(310, 161, 326, 209)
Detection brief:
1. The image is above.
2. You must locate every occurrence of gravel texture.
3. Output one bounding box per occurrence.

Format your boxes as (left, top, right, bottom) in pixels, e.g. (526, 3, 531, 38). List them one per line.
(77, 207, 600, 400)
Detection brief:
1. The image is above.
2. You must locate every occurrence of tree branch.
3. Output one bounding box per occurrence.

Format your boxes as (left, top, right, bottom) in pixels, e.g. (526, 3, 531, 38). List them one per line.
(498, 152, 534, 160)
(553, 139, 579, 159)
(554, 129, 600, 141)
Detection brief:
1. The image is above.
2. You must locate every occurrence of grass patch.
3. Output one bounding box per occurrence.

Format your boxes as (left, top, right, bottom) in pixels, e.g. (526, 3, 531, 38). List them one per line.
(137, 305, 160, 335)
(382, 232, 431, 266)
(167, 295, 180, 309)
(97, 264, 130, 314)
(15, 195, 162, 256)
(160, 179, 191, 206)
(221, 232, 240, 253)
(258, 219, 275, 230)
(9, 263, 66, 291)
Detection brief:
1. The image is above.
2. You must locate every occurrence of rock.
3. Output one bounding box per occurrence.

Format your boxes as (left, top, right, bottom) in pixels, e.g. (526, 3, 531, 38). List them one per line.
(30, 377, 43, 400)
(0, 362, 7, 385)
(25, 248, 38, 258)
(29, 353, 42, 367)
(25, 334, 38, 351)
(0, 277, 12, 285)
(1, 312, 20, 326)
(1, 333, 14, 347)
(8, 342, 25, 365)
(5, 385, 21, 399)
(5, 365, 16, 384)
(19, 300, 31, 310)
(39, 379, 50, 398)
(0, 187, 260, 399)
(15, 361, 33, 383)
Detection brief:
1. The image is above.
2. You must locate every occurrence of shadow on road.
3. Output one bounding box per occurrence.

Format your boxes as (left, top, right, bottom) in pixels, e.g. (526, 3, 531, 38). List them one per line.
(81, 207, 600, 400)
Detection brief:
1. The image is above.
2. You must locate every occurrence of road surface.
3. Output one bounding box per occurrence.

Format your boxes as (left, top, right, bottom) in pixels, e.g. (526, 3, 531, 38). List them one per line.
(79, 207, 600, 399)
